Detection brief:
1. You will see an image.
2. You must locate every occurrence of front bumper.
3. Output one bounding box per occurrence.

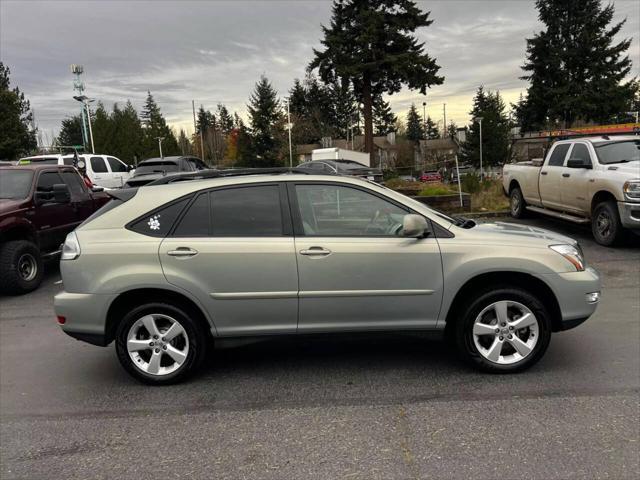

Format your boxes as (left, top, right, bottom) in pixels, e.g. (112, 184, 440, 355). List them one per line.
(54, 291, 117, 346)
(618, 201, 640, 230)
(537, 266, 601, 331)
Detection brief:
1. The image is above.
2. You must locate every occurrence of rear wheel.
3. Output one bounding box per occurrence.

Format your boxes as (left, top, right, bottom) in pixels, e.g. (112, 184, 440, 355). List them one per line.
(115, 303, 208, 384)
(509, 187, 527, 218)
(592, 200, 624, 246)
(454, 287, 551, 373)
(0, 240, 44, 295)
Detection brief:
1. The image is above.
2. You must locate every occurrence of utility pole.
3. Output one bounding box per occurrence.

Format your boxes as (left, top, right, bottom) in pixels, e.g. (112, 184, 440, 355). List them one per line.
(199, 104, 205, 164)
(286, 98, 293, 168)
(192, 100, 200, 159)
(71, 64, 89, 150)
(156, 136, 164, 159)
(73, 95, 95, 153)
(473, 116, 484, 179)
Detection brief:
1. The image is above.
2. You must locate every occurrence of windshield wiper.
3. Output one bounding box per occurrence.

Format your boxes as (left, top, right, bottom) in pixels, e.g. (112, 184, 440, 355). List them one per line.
(607, 159, 638, 164)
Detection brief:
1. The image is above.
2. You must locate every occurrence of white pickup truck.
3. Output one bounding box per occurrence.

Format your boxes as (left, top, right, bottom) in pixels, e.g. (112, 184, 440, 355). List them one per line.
(503, 136, 640, 245)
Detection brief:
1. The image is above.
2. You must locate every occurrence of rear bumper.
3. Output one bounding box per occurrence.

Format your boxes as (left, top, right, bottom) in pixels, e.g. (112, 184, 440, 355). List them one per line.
(618, 201, 640, 230)
(536, 266, 601, 331)
(54, 291, 116, 346)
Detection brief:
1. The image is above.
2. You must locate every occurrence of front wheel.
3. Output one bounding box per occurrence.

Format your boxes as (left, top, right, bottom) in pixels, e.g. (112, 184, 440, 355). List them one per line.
(454, 288, 551, 373)
(115, 303, 208, 385)
(0, 240, 44, 295)
(592, 200, 624, 246)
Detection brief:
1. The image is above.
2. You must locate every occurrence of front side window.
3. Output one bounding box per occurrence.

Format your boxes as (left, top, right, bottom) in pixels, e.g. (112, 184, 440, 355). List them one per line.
(547, 144, 570, 167)
(61, 170, 86, 195)
(37, 171, 64, 191)
(107, 157, 128, 172)
(569, 144, 592, 165)
(90, 157, 108, 173)
(295, 184, 407, 236)
(211, 185, 283, 236)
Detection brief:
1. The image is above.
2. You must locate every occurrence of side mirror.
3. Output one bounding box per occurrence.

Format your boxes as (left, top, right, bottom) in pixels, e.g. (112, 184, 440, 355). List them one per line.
(127, 164, 135, 171)
(91, 186, 104, 193)
(566, 158, 591, 169)
(52, 184, 71, 203)
(402, 214, 428, 238)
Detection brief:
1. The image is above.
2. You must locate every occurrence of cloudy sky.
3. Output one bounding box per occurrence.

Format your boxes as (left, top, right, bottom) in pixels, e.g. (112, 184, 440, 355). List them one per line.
(1, 0, 639, 142)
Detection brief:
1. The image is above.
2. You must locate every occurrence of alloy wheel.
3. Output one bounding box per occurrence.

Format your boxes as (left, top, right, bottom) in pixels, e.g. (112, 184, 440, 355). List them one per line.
(472, 300, 539, 365)
(17, 253, 37, 282)
(596, 211, 611, 239)
(511, 191, 521, 215)
(126, 314, 189, 376)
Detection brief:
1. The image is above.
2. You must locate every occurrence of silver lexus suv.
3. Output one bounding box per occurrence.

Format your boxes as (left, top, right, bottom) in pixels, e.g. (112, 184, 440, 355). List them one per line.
(54, 170, 601, 384)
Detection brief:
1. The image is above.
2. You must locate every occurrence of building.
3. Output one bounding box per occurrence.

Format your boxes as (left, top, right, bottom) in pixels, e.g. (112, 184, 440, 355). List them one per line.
(417, 138, 459, 170)
(295, 133, 398, 169)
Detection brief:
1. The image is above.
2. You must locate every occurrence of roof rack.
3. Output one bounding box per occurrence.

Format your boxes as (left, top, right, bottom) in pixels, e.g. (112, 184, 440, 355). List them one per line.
(146, 167, 314, 186)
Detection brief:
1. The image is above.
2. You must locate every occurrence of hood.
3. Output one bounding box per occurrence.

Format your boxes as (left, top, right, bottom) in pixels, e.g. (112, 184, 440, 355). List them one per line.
(604, 161, 640, 177)
(470, 221, 578, 247)
(0, 198, 28, 216)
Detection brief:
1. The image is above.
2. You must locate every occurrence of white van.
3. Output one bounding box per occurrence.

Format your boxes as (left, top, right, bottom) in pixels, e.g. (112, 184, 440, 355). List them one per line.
(18, 154, 133, 188)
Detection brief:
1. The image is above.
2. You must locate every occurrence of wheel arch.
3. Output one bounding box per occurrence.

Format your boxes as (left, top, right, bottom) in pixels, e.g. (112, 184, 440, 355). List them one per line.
(590, 190, 617, 215)
(443, 271, 563, 336)
(508, 179, 521, 194)
(0, 222, 38, 246)
(105, 288, 215, 345)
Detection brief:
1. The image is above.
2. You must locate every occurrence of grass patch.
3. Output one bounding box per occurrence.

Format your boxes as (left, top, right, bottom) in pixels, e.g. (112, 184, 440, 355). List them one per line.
(418, 183, 456, 196)
(470, 178, 509, 211)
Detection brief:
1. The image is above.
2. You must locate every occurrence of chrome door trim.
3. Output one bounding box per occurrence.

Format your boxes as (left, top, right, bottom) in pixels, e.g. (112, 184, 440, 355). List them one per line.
(299, 289, 434, 298)
(210, 291, 298, 300)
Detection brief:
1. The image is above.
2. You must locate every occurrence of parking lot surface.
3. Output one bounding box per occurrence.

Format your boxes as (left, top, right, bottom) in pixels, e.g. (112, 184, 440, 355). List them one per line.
(1, 217, 638, 479)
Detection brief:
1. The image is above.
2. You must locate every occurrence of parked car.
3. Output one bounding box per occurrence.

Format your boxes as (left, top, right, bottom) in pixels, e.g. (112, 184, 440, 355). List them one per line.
(125, 156, 208, 187)
(503, 136, 640, 245)
(55, 169, 600, 384)
(18, 154, 133, 189)
(296, 159, 383, 183)
(0, 164, 110, 294)
(450, 164, 473, 183)
(419, 171, 442, 183)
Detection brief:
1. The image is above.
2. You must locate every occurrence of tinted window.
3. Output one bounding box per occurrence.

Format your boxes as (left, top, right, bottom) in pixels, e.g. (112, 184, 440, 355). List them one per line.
(135, 161, 180, 175)
(61, 170, 86, 195)
(91, 157, 108, 173)
(107, 157, 128, 172)
(594, 140, 640, 164)
(211, 185, 282, 236)
(129, 198, 190, 237)
(295, 184, 407, 236)
(547, 144, 570, 167)
(37, 171, 64, 191)
(569, 144, 591, 165)
(173, 193, 210, 236)
(19, 157, 59, 165)
(0, 170, 33, 199)
(62, 157, 75, 166)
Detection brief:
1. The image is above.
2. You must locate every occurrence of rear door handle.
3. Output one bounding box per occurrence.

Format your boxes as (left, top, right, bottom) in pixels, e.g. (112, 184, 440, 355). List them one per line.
(167, 247, 198, 257)
(540, 171, 548, 175)
(299, 247, 332, 256)
(562, 173, 570, 177)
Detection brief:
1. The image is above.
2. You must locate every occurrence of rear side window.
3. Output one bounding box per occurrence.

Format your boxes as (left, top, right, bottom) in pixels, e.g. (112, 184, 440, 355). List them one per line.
(211, 185, 283, 236)
(107, 157, 128, 172)
(173, 193, 210, 237)
(547, 144, 570, 167)
(91, 157, 108, 173)
(129, 197, 191, 237)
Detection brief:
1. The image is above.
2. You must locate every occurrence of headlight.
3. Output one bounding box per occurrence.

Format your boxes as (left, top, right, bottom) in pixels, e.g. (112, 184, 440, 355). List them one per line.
(61, 231, 81, 260)
(549, 244, 585, 271)
(623, 180, 640, 200)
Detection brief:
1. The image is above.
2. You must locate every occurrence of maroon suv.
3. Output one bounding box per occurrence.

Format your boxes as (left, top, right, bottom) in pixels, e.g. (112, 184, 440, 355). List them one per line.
(0, 165, 109, 294)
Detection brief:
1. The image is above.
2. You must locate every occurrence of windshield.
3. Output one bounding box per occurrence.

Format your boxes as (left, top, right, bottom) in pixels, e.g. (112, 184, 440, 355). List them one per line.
(335, 160, 368, 170)
(135, 161, 179, 175)
(0, 170, 34, 199)
(594, 140, 640, 164)
(18, 157, 59, 165)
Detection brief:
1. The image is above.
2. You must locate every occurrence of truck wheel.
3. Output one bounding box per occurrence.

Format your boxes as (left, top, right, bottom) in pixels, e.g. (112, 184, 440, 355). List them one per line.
(115, 302, 208, 385)
(592, 200, 624, 246)
(454, 287, 551, 373)
(509, 187, 527, 218)
(0, 240, 44, 295)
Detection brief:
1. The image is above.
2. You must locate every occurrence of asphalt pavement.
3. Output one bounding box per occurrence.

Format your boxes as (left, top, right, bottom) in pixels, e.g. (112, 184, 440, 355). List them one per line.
(1, 217, 638, 479)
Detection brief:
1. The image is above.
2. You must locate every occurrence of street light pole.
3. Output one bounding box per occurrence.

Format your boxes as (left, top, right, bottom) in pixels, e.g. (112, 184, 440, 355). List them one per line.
(156, 137, 164, 159)
(473, 116, 484, 180)
(286, 98, 293, 168)
(85, 101, 95, 154)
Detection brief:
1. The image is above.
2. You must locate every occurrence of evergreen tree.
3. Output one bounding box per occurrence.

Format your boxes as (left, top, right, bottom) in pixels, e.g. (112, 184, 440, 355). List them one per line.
(446, 121, 458, 140)
(91, 102, 114, 154)
(373, 96, 397, 136)
(57, 115, 84, 148)
(247, 75, 283, 167)
(289, 79, 308, 117)
(0, 62, 37, 159)
(140, 91, 179, 158)
(216, 103, 234, 134)
(460, 86, 510, 169)
(425, 116, 439, 139)
(178, 129, 191, 155)
(518, 0, 634, 130)
(405, 103, 424, 143)
(310, 0, 443, 163)
(329, 79, 359, 139)
(111, 101, 144, 163)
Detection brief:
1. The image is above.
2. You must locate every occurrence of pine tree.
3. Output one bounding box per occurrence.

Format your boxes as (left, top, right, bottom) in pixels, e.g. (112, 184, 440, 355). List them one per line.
(57, 115, 84, 148)
(216, 104, 234, 134)
(0, 62, 37, 159)
(178, 129, 191, 156)
(329, 79, 358, 139)
(140, 91, 179, 158)
(112, 101, 144, 163)
(446, 121, 458, 140)
(247, 75, 283, 167)
(518, 0, 634, 130)
(289, 79, 308, 117)
(310, 0, 443, 163)
(460, 86, 510, 169)
(373, 96, 397, 136)
(425, 116, 439, 139)
(405, 104, 424, 143)
(91, 102, 114, 154)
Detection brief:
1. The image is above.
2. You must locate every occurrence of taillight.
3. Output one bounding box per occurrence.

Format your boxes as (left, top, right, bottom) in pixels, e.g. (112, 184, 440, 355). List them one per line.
(57, 316, 66, 325)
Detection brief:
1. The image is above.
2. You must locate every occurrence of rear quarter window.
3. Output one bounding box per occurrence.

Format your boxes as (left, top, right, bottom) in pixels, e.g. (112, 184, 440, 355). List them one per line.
(128, 197, 191, 237)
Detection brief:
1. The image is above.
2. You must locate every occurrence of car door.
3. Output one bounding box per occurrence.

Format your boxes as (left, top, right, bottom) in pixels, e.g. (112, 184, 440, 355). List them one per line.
(539, 143, 571, 210)
(560, 142, 594, 215)
(106, 156, 130, 187)
(32, 170, 77, 252)
(159, 183, 299, 336)
(89, 156, 110, 187)
(60, 168, 94, 222)
(290, 182, 443, 333)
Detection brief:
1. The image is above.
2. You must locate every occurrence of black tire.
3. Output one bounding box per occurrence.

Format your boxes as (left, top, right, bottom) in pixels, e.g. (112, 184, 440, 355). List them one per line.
(509, 186, 527, 218)
(0, 240, 44, 295)
(592, 200, 624, 246)
(115, 302, 208, 385)
(454, 287, 551, 373)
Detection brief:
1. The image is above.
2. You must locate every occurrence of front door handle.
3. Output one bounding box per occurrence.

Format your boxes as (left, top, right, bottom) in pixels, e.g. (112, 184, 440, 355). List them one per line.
(562, 173, 570, 177)
(167, 247, 198, 257)
(540, 171, 548, 175)
(299, 247, 332, 256)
